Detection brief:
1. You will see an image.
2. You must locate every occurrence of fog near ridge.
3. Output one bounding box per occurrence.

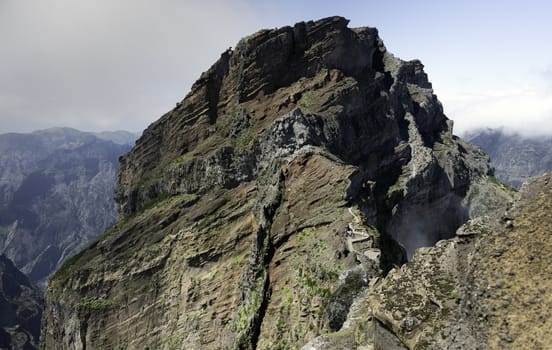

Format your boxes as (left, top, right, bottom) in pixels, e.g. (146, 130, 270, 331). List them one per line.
(446, 83, 552, 138)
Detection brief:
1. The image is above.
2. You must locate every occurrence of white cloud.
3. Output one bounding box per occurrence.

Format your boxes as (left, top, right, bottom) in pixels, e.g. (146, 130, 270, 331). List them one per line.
(443, 85, 552, 136)
(2, 0, 552, 138)
(0, 0, 262, 133)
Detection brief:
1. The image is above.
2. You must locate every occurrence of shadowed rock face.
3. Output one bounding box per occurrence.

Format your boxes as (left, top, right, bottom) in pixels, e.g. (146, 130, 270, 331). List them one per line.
(0, 255, 42, 350)
(364, 172, 552, 350)
(41, 17, 509, 350)
(0, 128, 134, 288)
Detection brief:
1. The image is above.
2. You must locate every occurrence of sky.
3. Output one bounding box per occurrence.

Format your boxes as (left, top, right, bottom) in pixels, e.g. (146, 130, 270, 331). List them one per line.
(1, 0, 552, 136)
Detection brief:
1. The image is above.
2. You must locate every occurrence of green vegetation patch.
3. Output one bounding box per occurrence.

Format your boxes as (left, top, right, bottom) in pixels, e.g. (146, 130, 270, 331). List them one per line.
(77, 297, 115, 311)
(171, 135, 227, 166)
(293, 227, 341, 330)
(487, 175, 517, 193)
(165, 333, 185, 350)
(298, 91, 323, 113)
(449, 290, 459, 300)
(234, 129, 256, 151)
(52, 249, 86, 280)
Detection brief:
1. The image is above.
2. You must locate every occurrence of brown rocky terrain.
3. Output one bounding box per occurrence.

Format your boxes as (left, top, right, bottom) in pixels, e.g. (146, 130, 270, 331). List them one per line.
(41, 17, 514, 349)
(361, 172, 551, 350)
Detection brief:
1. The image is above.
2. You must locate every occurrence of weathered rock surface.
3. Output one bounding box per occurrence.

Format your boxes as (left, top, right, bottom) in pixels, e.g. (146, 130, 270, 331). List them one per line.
(465, 128, 552, 188)
(363, 172, 551, 349)
(0, 254, 42, 350)
(41, 17, 510, 349)
(0, 128, 134, 287)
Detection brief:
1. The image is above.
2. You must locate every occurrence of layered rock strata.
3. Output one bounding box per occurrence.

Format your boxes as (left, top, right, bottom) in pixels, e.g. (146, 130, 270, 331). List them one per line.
(42, 17, 509, 350)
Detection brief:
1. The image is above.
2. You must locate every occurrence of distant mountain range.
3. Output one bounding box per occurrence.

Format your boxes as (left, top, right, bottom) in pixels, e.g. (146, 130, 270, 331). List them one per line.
(464, 128, 552, 188)
(0, 127, 137, 288)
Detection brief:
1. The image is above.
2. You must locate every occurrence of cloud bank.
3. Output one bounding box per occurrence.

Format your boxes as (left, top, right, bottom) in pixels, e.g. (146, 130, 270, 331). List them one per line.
(442, 76, 552, 137)
(1, 0, 552, 137)
(0, 0, 261, 133)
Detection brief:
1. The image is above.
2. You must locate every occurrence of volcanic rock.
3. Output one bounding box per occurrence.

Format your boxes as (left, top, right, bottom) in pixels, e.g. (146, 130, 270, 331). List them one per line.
(41, 17, 511, 350)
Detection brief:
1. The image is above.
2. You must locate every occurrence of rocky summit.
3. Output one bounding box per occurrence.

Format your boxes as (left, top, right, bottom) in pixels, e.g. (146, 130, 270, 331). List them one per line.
(42, 17, 515, 349)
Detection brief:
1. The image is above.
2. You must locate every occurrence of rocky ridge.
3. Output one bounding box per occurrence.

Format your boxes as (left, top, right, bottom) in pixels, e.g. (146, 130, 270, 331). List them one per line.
(361, 172, 551, 349)
(42, 17, 510, 349)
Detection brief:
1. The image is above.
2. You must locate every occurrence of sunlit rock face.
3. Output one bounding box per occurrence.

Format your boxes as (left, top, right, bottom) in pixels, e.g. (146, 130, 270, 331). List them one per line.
(41, 17, 510, 350)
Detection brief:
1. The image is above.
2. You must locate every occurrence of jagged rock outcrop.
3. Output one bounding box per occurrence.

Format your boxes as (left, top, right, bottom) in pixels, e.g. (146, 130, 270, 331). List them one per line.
(363, 172, 551, 349)
(0, 128, 134, 287)
(464, 128, 552, 188)
(41, 17, 510, 349)
(0, 255, 42, 350)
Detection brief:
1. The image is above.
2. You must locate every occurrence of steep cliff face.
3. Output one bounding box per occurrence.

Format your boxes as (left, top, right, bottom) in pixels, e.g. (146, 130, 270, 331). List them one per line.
(42, 17, 509, 349)
(0, 128, 134, 287)
(464, 128, 552, 188)
(362, 172, 551, 350)
(0, 255, 42, 350)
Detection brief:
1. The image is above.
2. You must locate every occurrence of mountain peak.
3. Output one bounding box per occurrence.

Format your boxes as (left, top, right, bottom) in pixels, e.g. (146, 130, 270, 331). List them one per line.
(114, 16, 439, 218)
(42, 18, 512, 350)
